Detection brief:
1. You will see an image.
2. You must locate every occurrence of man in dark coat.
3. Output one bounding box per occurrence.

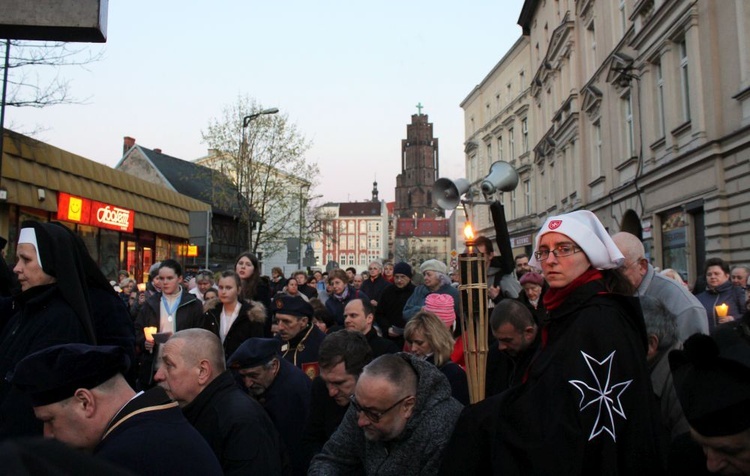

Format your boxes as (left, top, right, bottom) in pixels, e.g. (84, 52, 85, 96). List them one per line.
(302, 330, 373, 469)
(11, 343, 222, 475)
(344, 298, 398, 357)
(485, 299, 540, 397)
(360, 260, 391, 307)
(375, 262, 416, 349)
(229, 338, 312, 476)
(274, 295, 326, 379)
(154, 329, 284, 475)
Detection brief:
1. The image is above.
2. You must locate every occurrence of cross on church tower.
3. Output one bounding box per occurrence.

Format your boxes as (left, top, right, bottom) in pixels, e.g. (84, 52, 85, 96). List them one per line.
(416, 102, 424, 115)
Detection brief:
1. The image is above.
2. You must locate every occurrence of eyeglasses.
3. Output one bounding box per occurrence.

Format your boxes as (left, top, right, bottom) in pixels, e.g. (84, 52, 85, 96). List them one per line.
(349, 394, 412, 423)
(533, 244, 582, 261)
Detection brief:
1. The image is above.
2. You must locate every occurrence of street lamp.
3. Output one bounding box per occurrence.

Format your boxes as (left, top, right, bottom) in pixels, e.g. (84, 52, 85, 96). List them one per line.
(298, 186, 323, 270)
(238, 107, 279, 252)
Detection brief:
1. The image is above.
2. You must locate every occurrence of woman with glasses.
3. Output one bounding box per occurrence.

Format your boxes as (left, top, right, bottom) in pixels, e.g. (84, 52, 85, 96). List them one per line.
(441, 210, 662, 475)
(404, 311, 469, 405)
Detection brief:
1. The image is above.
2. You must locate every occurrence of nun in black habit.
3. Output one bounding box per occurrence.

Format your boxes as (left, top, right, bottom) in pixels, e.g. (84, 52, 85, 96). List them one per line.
(0, 221, 96, 439)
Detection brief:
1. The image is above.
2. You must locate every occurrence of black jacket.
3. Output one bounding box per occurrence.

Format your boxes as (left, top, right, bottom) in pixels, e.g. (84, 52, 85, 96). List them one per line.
(95, 386, 222, 475)
(183, 371, 284, 476)
(374, 282, 415, 336)
(134, 289, 204, 389)
(0, 285, 92, 438)
(360, 275, 391, 304)
(301, 376, 351, 471)
(202, 299, 266, 360)
(441, 279, 663, 476)
(365, 327, 399, 358)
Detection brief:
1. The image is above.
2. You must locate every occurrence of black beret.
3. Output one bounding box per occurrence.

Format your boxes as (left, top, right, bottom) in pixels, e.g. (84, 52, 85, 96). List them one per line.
(669, 326, 750, 437)
(227, 338, 279, 370)
(273, 295, 313, 318)
(11, 344, 130, 407)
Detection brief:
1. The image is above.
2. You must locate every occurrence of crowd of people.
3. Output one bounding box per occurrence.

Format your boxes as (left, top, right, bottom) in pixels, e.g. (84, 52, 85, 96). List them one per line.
(0, 213, 749, 475)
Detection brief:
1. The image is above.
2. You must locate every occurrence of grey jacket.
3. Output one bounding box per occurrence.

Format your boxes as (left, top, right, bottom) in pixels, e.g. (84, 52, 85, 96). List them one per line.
(308, 353, 463, 476)
(637, 265, 708, 341)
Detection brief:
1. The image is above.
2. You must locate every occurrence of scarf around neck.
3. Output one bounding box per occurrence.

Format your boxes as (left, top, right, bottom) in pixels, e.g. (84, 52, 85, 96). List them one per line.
(543, 268, 603, 311)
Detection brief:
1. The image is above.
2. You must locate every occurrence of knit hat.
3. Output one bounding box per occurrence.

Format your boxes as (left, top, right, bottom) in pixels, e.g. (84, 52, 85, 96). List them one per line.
(420, 259, 448, 275)
(424, 293, 456, 327)
(393, 262, 413, 279)
(520, 272, 544, 286)
(528, 210, 624, 270)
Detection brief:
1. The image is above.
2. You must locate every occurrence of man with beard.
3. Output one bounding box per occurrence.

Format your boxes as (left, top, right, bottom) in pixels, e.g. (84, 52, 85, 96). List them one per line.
(308, 353, 462, 475)
(229, 337, 311, 476)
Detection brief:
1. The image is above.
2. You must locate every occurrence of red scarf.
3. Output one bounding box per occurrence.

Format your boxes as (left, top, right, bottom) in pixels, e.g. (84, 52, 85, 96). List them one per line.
(542, 268, 603, 311)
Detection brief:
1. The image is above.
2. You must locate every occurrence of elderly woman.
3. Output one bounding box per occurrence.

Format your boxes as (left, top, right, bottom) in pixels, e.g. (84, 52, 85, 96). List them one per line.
(402, 259, 460, 322)
(695, 257, 746, 330)
(0, 221, 97, 438)
(517, 271, 546, 324)
(404, 311, 469, 405)
(441, 210, 662, 475)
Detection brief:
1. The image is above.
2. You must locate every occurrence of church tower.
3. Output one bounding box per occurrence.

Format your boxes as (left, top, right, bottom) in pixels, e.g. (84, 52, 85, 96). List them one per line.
(394, 104, 440, 218)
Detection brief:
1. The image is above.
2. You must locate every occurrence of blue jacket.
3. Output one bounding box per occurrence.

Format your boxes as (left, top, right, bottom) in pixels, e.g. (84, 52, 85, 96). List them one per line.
(325, 285, 369, 326)
(403, 284, 460, 322)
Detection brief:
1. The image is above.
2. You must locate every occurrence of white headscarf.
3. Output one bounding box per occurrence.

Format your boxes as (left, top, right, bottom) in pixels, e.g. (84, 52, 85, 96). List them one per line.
(529, 210, 624, 270)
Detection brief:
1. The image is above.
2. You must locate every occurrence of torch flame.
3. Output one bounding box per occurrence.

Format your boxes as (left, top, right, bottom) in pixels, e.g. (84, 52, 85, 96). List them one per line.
(464, 222, 475, 241)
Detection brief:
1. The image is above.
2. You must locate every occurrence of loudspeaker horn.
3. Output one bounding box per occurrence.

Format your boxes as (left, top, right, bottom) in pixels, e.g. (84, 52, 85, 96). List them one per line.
(480, 161, 519, 195)
(433, 177, 470, 210)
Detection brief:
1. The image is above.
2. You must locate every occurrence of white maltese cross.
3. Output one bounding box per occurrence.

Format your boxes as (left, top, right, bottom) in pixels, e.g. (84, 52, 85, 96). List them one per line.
(568, 350, 632, 442)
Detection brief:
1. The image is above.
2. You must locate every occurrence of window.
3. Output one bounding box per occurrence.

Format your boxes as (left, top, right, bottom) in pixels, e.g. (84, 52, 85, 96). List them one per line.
(511, 189, 517, 219)
(592, 121, 602, 178)
(508, 128, 515, 159)
(524, 180, 531, 215)
(623, 93, 635, 158)
(619, 0, 627, 33)
(487, 143, 492, 163)
(679, 39, 691, 122)
(360, 254, 367, 265)
(359, 221, 366, 233)
(587, 21, 596, 75)
(326, 253, 333, 263)
(656, 61, 666, 137)
(497, 136, 503, 161)
(348, 254, 355, 266)
(521, 118, 529, 153)
(339, 254, 346, 263)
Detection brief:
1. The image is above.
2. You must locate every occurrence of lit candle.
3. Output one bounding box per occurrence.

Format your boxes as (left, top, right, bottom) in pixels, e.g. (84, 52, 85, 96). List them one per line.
(144, 326, 158, 342)
(715, 303, 729, 318)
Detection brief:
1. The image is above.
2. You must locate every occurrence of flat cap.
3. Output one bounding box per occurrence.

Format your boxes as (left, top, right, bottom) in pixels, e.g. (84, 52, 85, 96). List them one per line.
(273, 295, 313, 318)
(228, 338, 279, 370)
(12, 344, 130, 407)
(670, 326, 750, 437)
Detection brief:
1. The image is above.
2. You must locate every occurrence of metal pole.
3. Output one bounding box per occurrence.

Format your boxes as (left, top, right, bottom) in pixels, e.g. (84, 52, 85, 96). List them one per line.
(204, 209, 211, 269)
(298, 187, 304, 270)
(0, 40, 11, 187)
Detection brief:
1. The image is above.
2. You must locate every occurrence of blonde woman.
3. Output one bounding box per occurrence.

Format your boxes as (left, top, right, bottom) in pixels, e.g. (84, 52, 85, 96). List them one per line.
(405, 311, 469, 405)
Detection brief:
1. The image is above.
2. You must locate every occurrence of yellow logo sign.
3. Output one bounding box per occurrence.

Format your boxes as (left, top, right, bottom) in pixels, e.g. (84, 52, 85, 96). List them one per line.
(68, 196, 83, 221)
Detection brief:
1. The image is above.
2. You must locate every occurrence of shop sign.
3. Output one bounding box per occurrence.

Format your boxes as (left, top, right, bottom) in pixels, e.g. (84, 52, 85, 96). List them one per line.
(512, 235, 532, 247)
(176, 244, 199, 257)
(57, 192, 135, 233)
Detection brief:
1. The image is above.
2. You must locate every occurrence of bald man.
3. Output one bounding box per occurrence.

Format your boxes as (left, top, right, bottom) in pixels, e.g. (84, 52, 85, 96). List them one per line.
(613, 232, 708, 340)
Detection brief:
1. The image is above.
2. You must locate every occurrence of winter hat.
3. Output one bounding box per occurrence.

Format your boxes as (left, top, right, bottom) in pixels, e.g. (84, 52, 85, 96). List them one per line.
(393, 262, 413, 279)
(520, 272, 544, 287)
(424, 293, 456, 327)
(528, 210, 624, 270)
(420, 259, 448, 275)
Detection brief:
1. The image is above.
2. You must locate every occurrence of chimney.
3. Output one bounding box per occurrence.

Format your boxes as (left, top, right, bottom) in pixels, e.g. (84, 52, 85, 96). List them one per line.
(154, 148, 162, 154)
(123, 136, 136, 155)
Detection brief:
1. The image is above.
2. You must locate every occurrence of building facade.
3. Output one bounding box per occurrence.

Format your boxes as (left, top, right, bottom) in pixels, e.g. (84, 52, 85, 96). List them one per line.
(462, 0, 750, 286)
(0, 130, 210, 283)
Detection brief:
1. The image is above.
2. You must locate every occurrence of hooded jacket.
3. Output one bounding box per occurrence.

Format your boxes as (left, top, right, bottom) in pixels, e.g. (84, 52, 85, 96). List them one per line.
(202, 298, 266, 360)
(308, 353, 463, 476)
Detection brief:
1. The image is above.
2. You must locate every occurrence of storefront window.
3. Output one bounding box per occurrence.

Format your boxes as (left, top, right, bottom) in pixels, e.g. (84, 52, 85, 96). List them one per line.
(78, 225, 98, 263)
(661, 209, 688, 281)
(156, 236, 169, 262)
(100, 229, 121, 282)
(120, 238, 138, 283)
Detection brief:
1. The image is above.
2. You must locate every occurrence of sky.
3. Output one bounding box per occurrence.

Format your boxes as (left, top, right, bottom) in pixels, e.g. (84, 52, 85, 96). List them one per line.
(7, 1, 526, 205)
